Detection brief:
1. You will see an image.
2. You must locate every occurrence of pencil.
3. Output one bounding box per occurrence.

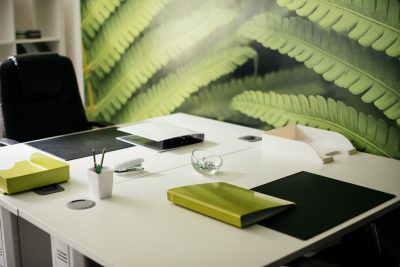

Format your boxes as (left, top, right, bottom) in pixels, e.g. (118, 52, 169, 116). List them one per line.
(92, 148, 97, 170)
(100, 148, 106, 170)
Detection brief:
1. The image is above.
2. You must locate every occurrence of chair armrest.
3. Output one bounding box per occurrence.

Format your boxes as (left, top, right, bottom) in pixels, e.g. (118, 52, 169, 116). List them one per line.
(0, 138, 19, 146)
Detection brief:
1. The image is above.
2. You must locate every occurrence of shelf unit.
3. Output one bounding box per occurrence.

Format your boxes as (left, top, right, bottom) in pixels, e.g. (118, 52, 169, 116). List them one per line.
(0, 1, 69, 266)
(0, 0, 65, 62)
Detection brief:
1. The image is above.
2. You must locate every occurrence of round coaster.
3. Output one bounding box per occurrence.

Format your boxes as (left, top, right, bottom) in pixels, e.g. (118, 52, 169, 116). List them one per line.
(66, 199, 96, 210)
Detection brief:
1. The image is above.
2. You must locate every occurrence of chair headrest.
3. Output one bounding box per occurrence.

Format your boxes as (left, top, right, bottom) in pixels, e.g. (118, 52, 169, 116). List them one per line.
(9, 53, 63, 100)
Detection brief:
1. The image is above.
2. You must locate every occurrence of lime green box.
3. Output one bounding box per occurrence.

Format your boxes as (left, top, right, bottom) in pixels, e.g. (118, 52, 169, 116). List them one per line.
(0, 152, 69, 194)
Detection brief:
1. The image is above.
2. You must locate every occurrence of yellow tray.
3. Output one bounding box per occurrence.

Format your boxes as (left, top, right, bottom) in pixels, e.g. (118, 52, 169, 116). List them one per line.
(0, 152, 69, 194)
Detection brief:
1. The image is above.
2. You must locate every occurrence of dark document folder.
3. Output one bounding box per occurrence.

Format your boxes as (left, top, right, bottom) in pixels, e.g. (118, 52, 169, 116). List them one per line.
(117, 134, 204, 152)
(252, 171, 395, 240)
(27, 127, 133, 160)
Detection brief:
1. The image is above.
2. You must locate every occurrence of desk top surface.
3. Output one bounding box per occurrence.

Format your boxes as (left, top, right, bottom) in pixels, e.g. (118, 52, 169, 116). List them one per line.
(0, 113, 261, 213)
(1, 113, 399, 267)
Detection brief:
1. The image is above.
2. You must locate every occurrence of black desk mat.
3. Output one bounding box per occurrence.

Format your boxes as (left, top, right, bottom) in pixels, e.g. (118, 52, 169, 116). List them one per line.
(252, 171, 395, 240)
(27, 127, 133, 160)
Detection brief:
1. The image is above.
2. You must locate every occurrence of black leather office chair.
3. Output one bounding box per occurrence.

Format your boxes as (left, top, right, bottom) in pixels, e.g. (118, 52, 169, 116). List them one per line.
(0, 52, 94, 143)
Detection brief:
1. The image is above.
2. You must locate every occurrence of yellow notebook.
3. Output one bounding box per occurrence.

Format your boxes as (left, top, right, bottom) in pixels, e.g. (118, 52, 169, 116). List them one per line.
(167, 182, 295, 228)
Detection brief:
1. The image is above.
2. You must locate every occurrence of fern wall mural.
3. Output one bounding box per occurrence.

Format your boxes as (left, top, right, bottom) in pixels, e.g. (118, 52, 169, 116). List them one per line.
(81, 0, 400, 159)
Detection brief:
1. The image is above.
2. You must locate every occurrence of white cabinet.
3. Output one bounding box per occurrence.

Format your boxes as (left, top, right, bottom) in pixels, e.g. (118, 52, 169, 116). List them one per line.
(0, 0, 65, 62)
(0, 0, 15, 61)
(0, 221, 4, 267)
(0, 207, 21, 267)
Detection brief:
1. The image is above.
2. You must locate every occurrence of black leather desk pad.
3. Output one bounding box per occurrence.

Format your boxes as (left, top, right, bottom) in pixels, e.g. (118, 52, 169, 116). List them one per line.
(27, 127, 133, 160)
(252, 171, 395, 240)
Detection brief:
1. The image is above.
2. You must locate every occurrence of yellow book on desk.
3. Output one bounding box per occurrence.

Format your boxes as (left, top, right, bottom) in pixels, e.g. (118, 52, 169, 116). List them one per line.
(167, 182, 295, 228)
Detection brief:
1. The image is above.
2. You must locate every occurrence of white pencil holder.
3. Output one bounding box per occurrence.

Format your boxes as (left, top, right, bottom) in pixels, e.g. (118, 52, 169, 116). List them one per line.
(87, 166, 113, 199)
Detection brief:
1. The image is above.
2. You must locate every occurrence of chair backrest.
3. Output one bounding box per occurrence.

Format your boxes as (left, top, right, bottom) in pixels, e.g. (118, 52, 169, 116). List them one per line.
(0, 52, 90, 142)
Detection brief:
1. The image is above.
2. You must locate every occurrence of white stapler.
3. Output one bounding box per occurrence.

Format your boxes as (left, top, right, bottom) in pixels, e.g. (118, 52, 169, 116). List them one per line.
(113, 158, 144, 173)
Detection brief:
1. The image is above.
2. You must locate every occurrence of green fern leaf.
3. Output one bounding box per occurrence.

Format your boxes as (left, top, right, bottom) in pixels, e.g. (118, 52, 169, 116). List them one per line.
(277, 0, 400, 58)
(239, 14, 400, 126)
(178, 66, 326, 119)
(89, 6, 238, 121)
(86, 0, 169, 79)
(232, 91, 400, 159)
(81, 0, 122, 46)
(113, 46, 256, 123)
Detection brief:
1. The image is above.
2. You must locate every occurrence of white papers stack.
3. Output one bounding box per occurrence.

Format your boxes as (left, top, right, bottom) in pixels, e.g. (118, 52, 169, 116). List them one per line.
(117, 121, 204, 152)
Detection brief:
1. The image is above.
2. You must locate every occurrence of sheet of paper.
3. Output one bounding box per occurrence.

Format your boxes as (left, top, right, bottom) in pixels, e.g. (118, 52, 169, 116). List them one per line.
(0, 143, 65, 170)
(117, 121, 200, 142)
(0, 143, 40, 169)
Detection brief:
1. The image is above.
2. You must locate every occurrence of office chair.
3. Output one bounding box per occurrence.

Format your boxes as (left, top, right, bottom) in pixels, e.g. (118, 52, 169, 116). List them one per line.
(0, 52, 97, 143)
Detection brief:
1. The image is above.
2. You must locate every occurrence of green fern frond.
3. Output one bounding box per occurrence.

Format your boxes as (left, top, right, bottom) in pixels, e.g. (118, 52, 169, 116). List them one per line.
(232, 91, 400, 159)
(239, 14, 400, 126)
(86, 0, 169, 79)
(113, 46, 256, 123)
(81, 0, 122, 46)
(89, 6, 238, 121)
(277, 0, 400, 58)
(178, 66, 326, 119)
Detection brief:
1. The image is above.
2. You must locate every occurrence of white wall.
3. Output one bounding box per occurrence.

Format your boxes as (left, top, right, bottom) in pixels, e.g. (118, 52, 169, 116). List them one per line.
(63, 0, 84, 102)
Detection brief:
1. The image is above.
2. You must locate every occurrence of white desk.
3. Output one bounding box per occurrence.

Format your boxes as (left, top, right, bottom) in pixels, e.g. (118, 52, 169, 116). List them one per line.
(0, 113, 261, 214)
(0, 113, 261, 266)
(1, 113, 399, 267)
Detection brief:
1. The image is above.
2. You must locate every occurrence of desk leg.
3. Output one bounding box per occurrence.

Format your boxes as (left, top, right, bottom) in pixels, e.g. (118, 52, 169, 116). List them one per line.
(0, 207, 21, 267)
(51, 237, 85, 267)
(51, 237, 70, 267)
